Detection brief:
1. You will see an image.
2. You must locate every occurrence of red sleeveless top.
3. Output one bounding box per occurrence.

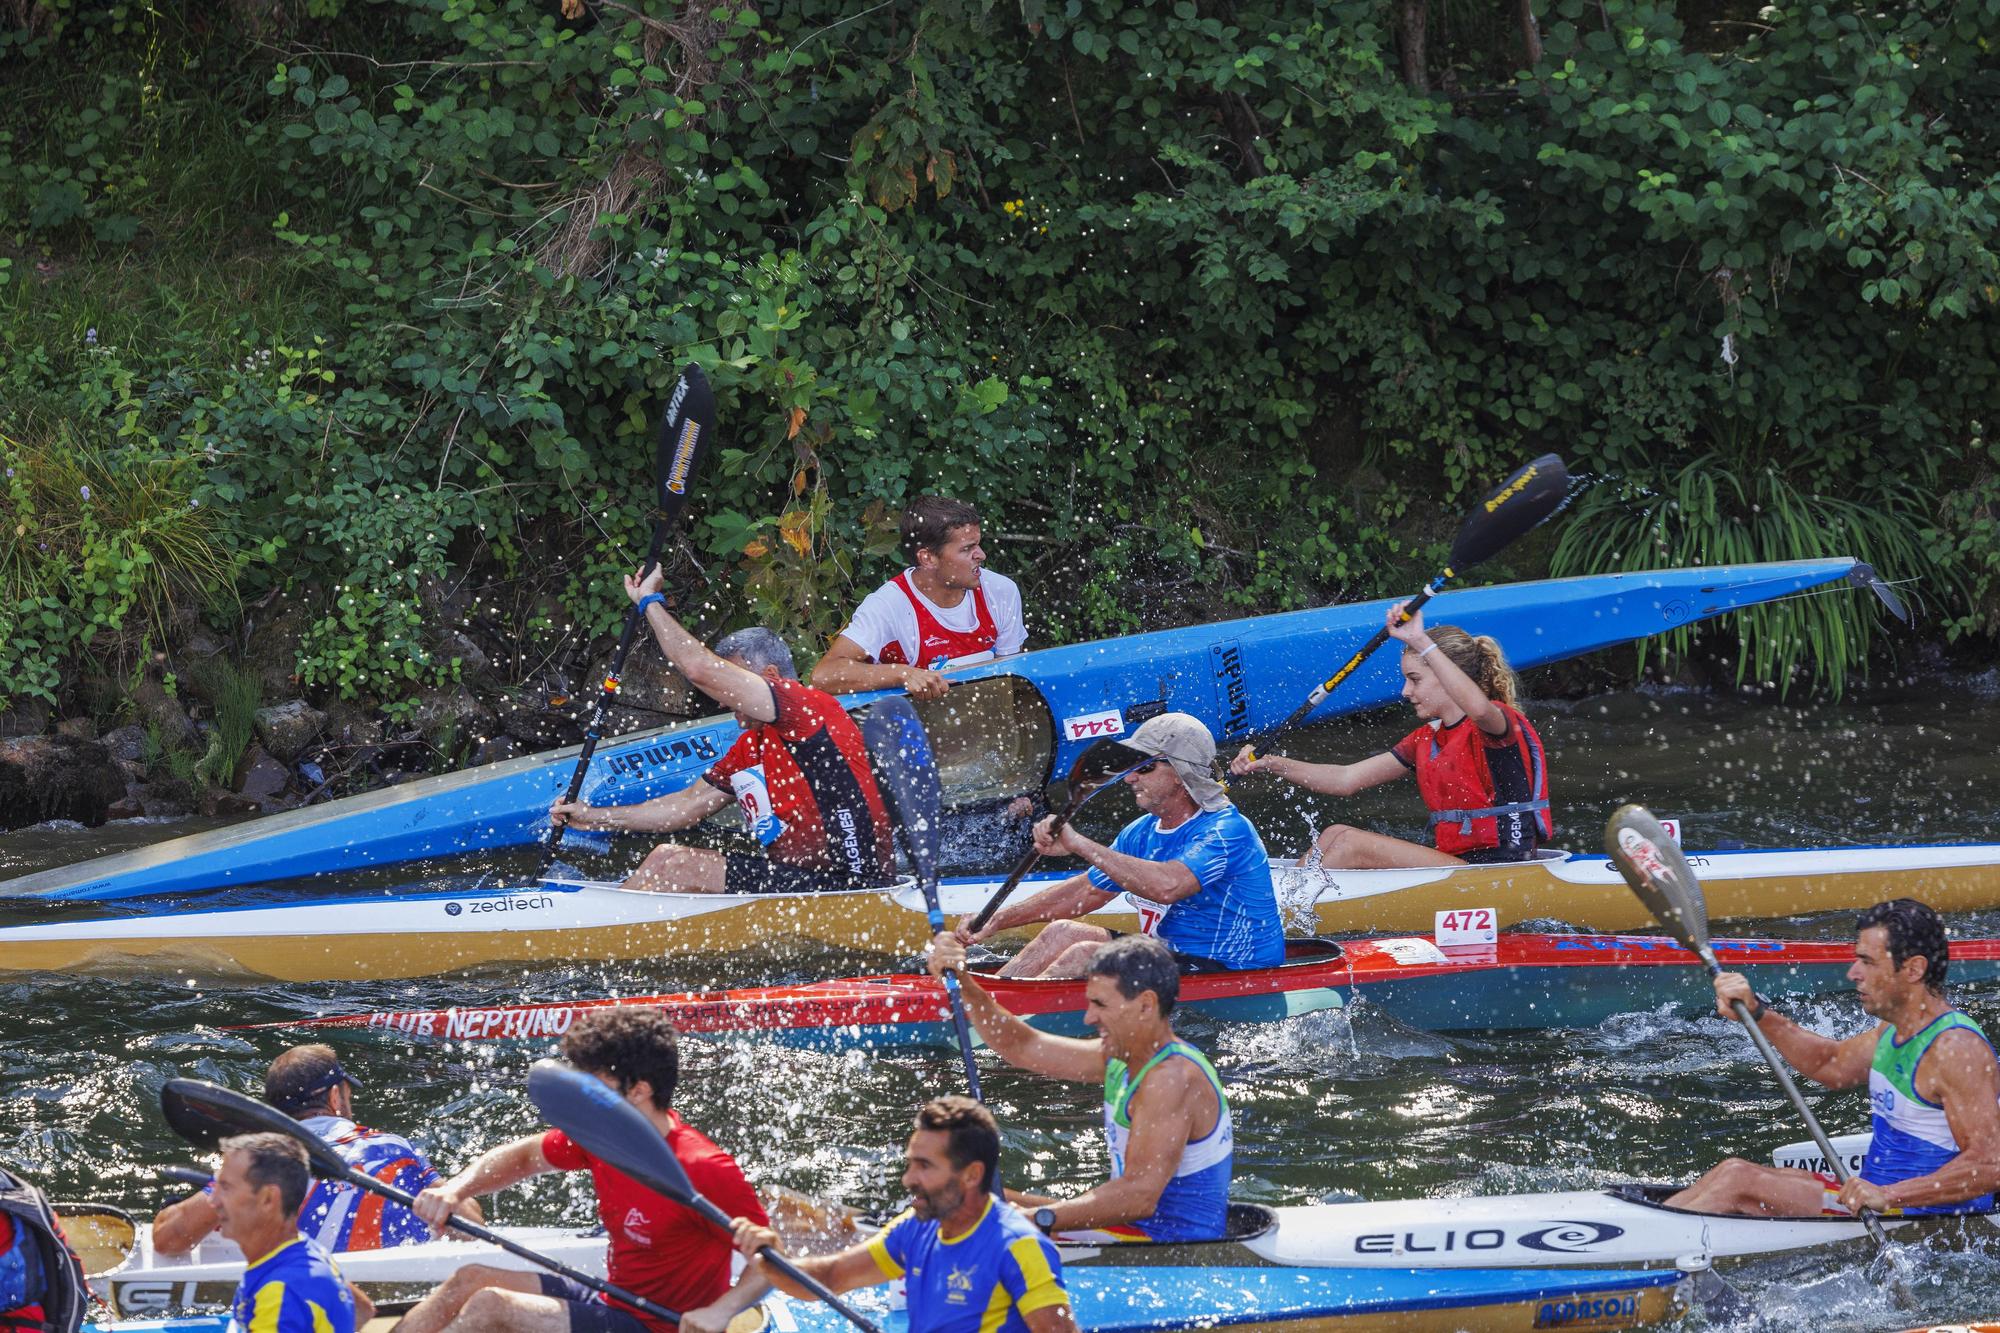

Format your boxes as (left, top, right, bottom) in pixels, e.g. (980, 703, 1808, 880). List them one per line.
(875, 572, 999, 667)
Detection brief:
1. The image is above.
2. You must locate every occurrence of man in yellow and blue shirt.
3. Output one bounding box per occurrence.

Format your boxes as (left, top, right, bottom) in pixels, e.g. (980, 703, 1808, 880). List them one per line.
(680, 1097, 1076, 1333)
(213, 1133, 360, 1333)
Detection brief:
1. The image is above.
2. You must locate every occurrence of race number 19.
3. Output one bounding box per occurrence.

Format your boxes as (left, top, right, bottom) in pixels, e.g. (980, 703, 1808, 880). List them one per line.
(1434, 907, 1497, 947)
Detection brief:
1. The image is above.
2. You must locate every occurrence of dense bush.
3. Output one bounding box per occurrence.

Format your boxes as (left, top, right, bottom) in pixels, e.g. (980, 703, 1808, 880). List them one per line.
(2, 0, 1995, 719)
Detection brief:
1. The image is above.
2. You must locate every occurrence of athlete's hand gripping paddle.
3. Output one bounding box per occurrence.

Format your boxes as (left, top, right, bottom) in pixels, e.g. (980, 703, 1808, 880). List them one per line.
(526, 1061, 882, 1333)
(160, 1078, 682, 1323)
(963, 737, 1156, 938)
(1244, 453, 1569, 760)
(860, 699, 989, 1118)
(1604, 805, 1916, 1307)
(547, 364, 714, 856)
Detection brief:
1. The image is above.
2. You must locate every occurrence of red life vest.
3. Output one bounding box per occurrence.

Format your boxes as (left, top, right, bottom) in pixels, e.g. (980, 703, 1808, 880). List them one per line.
(875, 572, 998, 668)
(1391, 705, 1553, 858)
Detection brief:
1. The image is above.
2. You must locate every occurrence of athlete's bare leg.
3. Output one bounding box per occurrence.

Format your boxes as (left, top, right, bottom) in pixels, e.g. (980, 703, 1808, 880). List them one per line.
(1664, 1158, 1830, 1217)
(1307, 825, 1464, 869)
(393, 1265, 543, 1333)
(619, 842, 730, 893)
(998, 919, 1112, 977)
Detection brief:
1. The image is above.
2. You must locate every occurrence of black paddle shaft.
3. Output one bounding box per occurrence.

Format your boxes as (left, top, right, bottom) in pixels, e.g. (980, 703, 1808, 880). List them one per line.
(965, 739, 1153, 937)
(1253, 453, 1569, 750)
(549, 364, 715, 852)
(159, 1080, 682, 1323)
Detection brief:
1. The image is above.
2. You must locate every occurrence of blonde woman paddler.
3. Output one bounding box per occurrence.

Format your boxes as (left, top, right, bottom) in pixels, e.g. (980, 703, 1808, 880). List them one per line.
(1230, 601, 1552, 868)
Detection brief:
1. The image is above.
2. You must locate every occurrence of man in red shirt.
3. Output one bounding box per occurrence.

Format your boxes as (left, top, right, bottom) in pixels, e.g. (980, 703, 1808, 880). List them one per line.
(399, 1009, 768, 1333)
(551, 565, 895, 895)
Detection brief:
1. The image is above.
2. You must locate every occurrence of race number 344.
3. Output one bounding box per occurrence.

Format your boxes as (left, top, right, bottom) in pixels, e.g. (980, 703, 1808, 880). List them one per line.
(1435, 907, 1497, 946)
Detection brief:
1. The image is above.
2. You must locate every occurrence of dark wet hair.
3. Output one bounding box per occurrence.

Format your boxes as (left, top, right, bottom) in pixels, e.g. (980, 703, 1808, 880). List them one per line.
(914, 1095, 998, 1193)
(1412, 624, 1518, 709)
(562, 1008, 681, 1110)
(1857, 898, 1949, 994)
(900, 496, 981, 564)
(219, 1133, 310, 1215)
(1088, 934, 1180, 1016)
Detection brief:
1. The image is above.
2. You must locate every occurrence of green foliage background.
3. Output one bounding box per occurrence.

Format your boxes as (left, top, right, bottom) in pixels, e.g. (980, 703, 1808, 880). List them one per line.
(3, 0, 1997, 719)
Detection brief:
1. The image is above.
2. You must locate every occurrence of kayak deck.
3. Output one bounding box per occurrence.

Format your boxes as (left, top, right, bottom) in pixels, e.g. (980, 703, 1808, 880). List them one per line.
(10, 842, 2000, 983)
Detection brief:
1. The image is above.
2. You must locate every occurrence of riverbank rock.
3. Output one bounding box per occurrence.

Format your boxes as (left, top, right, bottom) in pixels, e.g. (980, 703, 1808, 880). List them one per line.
(0, 735, 130, 830)
(0, 699, 51, 738)
(100, 725, 148, 763)
(236, 745, 291, 807)
(132, 673, 199, 751)
(254, 700, 326, 763)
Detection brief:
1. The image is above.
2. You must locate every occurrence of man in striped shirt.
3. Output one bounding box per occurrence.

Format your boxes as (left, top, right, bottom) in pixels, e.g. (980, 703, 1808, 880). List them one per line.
(151, 1045, 480, 1256)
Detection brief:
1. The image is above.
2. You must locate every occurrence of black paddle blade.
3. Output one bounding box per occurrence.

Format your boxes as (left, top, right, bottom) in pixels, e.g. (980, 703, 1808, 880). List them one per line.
(159, 1079, 350, 1180)
(860, 698, 944, 887)
(526, 1060, 727, 1227)
(1448, 453, 1569, 569)
(1605, 804, 1716, 964)
(654, 363, 715, 523)
(1848, 562, 1911, 625)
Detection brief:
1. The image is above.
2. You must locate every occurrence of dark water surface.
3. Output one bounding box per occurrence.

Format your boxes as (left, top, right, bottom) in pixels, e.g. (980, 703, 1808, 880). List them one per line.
(8, 677, 2000, 1330)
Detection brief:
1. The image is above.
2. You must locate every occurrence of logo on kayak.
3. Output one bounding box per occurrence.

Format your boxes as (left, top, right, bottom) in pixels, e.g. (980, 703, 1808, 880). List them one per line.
(1352, 1219, 1623, 1255)
(443, 896, 553, 919)
(603, 734, 723, 781)
(1533, 1294, 1639, 1328)
(1210, 640, 1250, 737)
(1062, 709, 1125, 741)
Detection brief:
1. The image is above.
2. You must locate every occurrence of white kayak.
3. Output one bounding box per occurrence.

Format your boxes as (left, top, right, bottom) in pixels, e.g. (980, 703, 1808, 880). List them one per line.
(93, 1223, 604, 1318)
(11, 841, 2000, 982)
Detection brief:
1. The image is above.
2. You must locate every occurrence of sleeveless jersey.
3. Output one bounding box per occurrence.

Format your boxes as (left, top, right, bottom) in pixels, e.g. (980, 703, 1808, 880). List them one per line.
(293, 1117, 443, 1250)
(875, 572, 998, 668)
(1102, 1041, 1232, 1241)
(1863, 1010, 1998, 1215)
(1390, 704, 1553, 858)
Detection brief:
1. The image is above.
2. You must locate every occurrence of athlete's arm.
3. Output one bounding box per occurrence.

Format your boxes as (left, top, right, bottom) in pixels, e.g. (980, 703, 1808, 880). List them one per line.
(1037, 1061, 1205, 1230)
(1864, 1027, 2000, 1212)
(1024, 1302, 1081, 1333)
(928, 934, 1108, 1082)
(1387, 603, 1509, 735)
(678, 1269, 774, 1333)
(958, 873, 1116, 943)
(1048, 823, 1201, 905)
(148, 1191, 219, 1257)
(810, 635, 949, 700)
(624, 565, 780, 722)
(1713, 973, 1877, 1088)
(1228, 749, 1405, 794)
(727, 1221, 885, 1297)
(551, 780, 731, 834)
(410, 1135, 550, 1233)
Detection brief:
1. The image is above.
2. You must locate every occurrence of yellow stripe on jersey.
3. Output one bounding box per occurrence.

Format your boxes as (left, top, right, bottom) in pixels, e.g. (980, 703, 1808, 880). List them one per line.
(246, 1280, 289, 1333)
(1005, 1235, 1069, 1315)
(866, 1209, 916, 1280)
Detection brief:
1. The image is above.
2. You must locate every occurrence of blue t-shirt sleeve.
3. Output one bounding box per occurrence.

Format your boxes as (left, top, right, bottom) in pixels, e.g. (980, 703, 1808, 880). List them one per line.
(1085, 819, 1148, 893)
(866, 1209, 919, 1278)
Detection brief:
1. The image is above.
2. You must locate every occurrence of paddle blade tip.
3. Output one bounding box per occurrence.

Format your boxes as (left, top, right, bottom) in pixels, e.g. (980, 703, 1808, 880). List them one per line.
(1604, 803, 1714, 955)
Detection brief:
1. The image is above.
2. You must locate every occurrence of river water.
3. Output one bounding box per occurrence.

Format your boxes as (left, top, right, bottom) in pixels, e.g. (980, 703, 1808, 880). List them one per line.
(7, 674, 2000, 1330)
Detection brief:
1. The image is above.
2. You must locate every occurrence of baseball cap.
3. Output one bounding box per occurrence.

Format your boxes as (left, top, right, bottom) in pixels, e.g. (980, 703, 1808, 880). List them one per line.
(265, 1045, 363, 1114)
(1124, 713, 1231, 814)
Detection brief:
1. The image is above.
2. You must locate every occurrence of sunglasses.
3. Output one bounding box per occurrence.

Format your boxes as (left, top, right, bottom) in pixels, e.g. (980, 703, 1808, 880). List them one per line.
(1133, 759, 1164, 774)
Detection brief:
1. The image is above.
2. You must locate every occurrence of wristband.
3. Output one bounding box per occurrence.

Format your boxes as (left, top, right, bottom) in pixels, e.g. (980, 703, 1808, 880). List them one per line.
(1417, 642, 1438, 660)
(635, 592, 667, 617)
(1747, 993, 1775, 1021)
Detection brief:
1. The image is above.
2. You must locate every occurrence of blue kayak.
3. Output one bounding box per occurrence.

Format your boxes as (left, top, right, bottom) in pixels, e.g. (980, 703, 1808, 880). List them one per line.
(15, 558, 1868, 903)
(86, 1265, 1686, 1331)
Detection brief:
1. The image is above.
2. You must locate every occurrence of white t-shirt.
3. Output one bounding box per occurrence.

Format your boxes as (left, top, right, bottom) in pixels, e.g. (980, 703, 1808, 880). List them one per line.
(838, 569, 1027, 666)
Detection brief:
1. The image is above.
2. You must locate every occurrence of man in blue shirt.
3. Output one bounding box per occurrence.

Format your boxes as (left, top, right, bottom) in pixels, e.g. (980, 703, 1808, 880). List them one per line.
(679, 1098, 1076, 1333)
(961, 713, 1284, 976)
(212, 1133, 360, 1333)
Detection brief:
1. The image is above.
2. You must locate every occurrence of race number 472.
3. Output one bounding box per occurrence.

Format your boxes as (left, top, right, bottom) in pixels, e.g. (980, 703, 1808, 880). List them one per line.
(1435, 907, 1497, 946)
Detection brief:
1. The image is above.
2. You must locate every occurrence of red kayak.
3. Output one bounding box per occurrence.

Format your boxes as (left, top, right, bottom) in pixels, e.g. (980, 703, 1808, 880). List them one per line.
(239, 933, 2000, 1047)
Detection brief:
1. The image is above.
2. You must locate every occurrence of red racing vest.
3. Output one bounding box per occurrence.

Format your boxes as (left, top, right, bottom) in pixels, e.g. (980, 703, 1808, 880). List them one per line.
(875, 572, 998, 668)
(1391, 705, 1553, 858)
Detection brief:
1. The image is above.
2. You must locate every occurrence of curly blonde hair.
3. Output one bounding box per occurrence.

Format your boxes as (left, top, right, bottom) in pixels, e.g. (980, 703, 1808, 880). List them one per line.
(1411, 624, 1518, 708)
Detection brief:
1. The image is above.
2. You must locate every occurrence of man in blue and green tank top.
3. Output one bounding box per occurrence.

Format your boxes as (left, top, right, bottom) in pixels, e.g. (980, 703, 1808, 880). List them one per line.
(1668, 898, 2000, 1218)
(927, 932, 1234, 1242)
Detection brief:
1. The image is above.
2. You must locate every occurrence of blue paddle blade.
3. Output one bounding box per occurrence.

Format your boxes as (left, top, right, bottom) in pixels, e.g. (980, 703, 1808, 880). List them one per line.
(859, 697, 944, 890)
